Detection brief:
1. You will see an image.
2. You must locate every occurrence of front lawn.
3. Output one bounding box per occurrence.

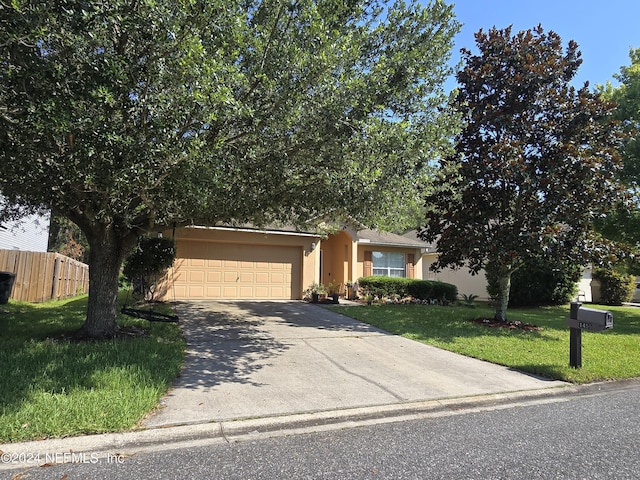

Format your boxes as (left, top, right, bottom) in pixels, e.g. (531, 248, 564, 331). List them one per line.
(329, 303, 640, 384)
(0, 295, 185, 443)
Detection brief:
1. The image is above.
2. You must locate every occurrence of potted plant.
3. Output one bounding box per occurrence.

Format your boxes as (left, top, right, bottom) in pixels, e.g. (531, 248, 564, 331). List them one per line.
(327, 279, 341, 304)
(308, 282, 326, 303)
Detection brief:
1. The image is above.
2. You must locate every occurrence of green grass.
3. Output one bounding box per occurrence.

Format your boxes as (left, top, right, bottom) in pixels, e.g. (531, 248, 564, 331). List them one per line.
(329, 302, 640, 384)
(0, 294, 185, 443)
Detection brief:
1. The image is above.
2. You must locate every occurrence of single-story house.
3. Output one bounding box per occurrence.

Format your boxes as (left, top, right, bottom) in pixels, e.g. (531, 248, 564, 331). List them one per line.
(156, 224, 595, 303)
(157, 225, 429, 301)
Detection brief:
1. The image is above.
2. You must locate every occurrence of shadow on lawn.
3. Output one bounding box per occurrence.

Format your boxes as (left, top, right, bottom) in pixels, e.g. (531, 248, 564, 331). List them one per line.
(337, 304, 555, 344)
(0, 295, 87, 339)
(0, 296, 181, 418)
(510, 364, 570, 382)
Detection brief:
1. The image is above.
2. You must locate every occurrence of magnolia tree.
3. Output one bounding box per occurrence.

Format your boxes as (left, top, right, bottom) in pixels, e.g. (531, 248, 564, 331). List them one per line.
(0, 0, 461, 337)
(419, 25, 628, 321)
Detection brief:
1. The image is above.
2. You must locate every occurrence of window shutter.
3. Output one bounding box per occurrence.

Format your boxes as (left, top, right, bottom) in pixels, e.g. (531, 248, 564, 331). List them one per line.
(364, 251, 372, 277)
(407, 253, 415, 279)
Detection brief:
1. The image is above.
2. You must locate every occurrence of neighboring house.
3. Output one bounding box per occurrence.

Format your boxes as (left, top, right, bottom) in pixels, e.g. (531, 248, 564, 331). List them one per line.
(0, 212, 51, 252)
(576, 266, 593, 303)
(157, 225, 428, 301)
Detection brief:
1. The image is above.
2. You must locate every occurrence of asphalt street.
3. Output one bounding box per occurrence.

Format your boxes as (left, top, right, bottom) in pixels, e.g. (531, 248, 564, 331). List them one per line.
(4, 379, 639, 479)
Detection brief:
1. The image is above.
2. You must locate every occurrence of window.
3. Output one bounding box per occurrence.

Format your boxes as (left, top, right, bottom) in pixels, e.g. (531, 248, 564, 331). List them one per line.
(372, 251, 405, 277)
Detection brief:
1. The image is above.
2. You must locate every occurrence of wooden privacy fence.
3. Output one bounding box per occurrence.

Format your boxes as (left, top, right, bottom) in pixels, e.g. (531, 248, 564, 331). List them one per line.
(0, 249, 89, 303)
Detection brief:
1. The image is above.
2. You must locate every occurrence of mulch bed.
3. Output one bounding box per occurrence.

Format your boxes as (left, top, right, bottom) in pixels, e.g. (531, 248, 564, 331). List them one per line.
(470, 317, 543, 331)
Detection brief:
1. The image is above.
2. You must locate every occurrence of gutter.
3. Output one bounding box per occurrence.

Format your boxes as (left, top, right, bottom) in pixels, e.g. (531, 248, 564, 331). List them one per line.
(187, 225, 321, 238)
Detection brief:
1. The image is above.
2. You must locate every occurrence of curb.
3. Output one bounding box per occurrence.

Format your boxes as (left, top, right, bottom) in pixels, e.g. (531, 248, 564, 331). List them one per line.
(2, 378, 638, 472)
(0, 383, 581, 471)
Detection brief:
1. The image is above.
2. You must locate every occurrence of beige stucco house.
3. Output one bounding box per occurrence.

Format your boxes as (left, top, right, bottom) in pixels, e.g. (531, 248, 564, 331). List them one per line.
(157, 225, 428, 301)
(155, 224, 596, 303)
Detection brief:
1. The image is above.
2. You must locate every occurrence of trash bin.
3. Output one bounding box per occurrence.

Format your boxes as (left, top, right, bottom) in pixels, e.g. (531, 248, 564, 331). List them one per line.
(0, 271, 16, 304)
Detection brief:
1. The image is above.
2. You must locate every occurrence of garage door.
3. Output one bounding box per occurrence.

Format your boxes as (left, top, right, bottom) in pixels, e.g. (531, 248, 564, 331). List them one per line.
(170, 240, 301, 300)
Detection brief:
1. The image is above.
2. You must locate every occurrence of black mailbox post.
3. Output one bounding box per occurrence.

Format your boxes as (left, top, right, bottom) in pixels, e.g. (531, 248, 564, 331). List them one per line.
(566, 302, 613, 368)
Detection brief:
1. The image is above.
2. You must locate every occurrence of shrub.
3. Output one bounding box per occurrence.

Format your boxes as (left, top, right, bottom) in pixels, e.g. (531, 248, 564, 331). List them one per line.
(410, 280, 458, 303)
(592, 268, 635, 305)
(123, 236, 176, 301)
(486, 258, 581, 307)
(357, 276, 457, 303)
(357, 277, 411, 298)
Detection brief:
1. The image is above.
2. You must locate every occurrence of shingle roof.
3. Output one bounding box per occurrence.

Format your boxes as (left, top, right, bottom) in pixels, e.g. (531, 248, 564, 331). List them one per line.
(401, 230, 438, 251)
(356, 229, 429, 248)
(189, 224, 434, 248)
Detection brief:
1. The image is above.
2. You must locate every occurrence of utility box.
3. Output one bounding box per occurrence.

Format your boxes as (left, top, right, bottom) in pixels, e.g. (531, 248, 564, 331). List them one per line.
(566, 306, 613, 332)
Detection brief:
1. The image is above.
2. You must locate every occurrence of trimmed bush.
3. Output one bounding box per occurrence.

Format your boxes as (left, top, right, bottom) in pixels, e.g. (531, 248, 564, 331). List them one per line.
(592, 268, 635, 306)
(123, 236, 176, 301)
(357, 276, 457, 303)
(486, 259, 581, 307)
(357, 277, 411, 298)
(421, 281, 458, 303)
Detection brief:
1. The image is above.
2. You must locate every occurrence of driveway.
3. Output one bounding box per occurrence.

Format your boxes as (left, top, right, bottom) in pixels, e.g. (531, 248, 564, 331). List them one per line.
(142, 301, 567, 428)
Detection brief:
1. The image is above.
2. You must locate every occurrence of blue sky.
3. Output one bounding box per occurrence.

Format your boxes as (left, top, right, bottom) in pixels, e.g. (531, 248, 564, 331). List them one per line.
(445, 0, 639, 92)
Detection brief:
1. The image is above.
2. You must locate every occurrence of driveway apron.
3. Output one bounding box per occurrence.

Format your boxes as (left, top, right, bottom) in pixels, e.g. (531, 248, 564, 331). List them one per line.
(142, 301, 566, 428)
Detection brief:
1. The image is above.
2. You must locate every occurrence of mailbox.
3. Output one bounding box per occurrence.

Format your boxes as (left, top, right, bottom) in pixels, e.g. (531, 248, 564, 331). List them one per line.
(566, 306, 613, 332)
(567, 302, 612, 368)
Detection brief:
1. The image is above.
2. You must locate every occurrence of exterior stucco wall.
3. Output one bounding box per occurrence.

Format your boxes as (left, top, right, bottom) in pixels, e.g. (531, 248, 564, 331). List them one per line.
(320, 231, 352, 292)
(422, 253, 489, 300)
(576, 266, 593, 303)
(422, 254, 594, 303)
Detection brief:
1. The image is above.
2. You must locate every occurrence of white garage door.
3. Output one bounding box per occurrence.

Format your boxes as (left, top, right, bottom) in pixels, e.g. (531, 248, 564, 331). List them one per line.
(170, 240, 301, 300)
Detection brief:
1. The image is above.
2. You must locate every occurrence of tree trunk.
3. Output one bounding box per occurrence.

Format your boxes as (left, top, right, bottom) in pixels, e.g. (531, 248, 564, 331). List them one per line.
(75, 225, 136, 339)
(494, 270, 512, 322)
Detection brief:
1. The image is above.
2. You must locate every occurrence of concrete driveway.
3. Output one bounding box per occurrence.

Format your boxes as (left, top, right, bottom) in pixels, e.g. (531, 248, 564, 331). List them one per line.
(142, 301, 567, 428)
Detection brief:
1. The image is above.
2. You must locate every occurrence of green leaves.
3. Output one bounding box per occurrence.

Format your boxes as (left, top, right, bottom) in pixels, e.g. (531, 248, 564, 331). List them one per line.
(421, 25, 629, 320)
(1, 0, 461, 336)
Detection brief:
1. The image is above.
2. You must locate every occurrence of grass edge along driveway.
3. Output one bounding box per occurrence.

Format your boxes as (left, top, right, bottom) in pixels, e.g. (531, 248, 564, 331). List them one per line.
(329, 303, 640, 385)
(0, 295, 185, 443)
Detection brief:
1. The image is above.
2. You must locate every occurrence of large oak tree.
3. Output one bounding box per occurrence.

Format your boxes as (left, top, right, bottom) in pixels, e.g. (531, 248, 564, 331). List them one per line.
(419, 25, 628, 321)
(0, 0, 461, 337)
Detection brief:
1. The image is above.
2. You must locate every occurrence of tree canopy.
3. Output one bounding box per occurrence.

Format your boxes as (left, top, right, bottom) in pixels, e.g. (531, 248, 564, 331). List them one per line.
(0, 0, 461, 337)
(596, 48, 640, 263)
(601, 48, 640, 191)
(419, 25, 628, 321)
